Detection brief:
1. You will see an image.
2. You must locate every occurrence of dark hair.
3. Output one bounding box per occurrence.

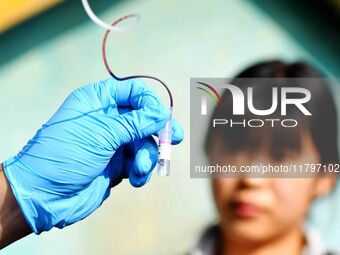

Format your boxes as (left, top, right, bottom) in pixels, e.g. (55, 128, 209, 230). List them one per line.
(205, 60, 339, 165)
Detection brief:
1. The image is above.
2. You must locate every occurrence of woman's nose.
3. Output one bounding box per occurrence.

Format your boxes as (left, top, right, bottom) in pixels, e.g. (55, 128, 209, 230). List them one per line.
(238, 177, 270, 188)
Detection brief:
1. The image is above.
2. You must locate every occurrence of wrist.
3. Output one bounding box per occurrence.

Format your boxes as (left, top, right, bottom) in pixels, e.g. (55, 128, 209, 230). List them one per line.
(3, 157, 51, 234)
(0, 163, 32, 248)
(3, 157, 85, 234)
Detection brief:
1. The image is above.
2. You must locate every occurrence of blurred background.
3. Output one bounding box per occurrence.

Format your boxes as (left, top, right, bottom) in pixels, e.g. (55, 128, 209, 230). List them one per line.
(1, 0, 340, 254)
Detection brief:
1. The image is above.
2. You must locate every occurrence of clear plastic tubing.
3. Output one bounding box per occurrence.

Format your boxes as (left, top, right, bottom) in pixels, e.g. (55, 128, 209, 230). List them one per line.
(81, 0, 140, 31)
(81, 0, 173, 176)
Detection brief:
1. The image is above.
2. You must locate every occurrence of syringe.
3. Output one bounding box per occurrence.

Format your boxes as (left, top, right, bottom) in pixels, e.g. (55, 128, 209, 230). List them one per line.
(157, 109, 173, 176)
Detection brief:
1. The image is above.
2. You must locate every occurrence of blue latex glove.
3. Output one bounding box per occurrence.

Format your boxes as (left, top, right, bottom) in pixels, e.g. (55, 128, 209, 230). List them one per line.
(3, 78, 184, 234)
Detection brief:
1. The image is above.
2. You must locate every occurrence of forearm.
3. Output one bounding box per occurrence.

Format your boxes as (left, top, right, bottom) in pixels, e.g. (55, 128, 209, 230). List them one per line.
(0, 163, 31, 249)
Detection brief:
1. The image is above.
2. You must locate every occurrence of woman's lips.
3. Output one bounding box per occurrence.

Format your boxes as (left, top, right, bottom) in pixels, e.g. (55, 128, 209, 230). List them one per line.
(231, 201, 262, 218)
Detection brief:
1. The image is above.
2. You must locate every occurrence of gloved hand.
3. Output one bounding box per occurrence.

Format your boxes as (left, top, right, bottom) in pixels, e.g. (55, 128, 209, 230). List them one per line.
(3, 78, 184, 234)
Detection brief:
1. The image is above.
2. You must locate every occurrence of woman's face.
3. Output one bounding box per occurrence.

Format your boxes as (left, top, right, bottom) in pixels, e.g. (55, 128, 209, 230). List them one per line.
(210, 133, 335, 242)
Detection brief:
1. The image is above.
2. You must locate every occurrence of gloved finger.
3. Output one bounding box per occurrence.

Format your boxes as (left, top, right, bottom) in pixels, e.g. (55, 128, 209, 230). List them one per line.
(107, 137, 158, 187)
(106, 145, 127, 187)
(109, 78, 167, 109)
(154, 118, 184, 145)
(73, 80, 120, 116)
(107, 79, 171, 146)
(170, 118, 184, 145)
(94, 77, 166, 108)
(76, 77, 158, 114)
(126, 136, 158, 177)
(128, 168, 153, 188)
(111, 107, 170, 146)
(117, 106, 184, 145)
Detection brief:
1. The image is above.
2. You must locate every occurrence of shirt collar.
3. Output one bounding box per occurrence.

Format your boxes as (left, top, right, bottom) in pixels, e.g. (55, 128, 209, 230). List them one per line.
(190, 223, 328, 255)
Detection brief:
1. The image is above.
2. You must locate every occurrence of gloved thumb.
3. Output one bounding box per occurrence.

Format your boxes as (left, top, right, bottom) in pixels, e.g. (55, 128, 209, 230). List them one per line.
(110, 103, 171, 147)
(95, 77, 172, 148)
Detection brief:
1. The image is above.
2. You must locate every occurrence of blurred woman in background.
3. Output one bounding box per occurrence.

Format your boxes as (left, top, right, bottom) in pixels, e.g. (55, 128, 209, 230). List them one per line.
(190, 61, 340, 255)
